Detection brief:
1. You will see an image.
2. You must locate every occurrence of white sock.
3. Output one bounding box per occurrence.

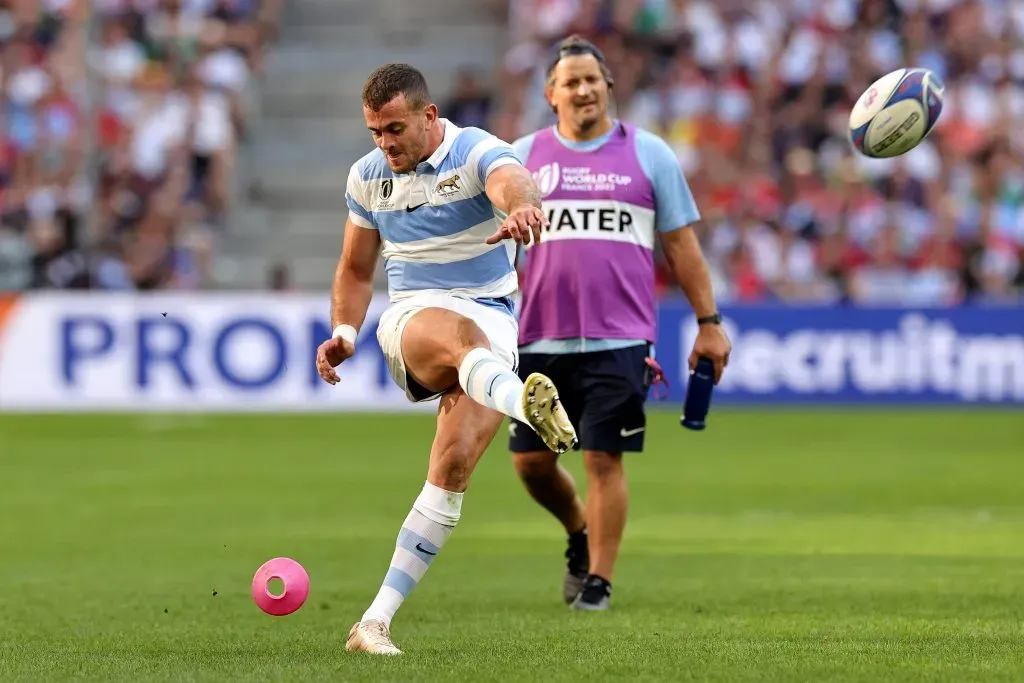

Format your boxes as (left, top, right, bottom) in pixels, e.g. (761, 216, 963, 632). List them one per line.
(361, 481, 463, 628)
(458, 347, 529, 424)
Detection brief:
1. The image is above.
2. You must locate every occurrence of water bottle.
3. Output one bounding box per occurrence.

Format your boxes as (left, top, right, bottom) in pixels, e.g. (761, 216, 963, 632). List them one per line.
(681, 356, 716, 431)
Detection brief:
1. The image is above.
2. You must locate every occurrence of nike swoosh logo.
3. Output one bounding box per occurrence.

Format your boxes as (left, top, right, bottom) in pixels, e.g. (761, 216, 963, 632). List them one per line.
(620, 427, 645, 437)
(406, 203, 428, 212)
(415, 542, 437, 556)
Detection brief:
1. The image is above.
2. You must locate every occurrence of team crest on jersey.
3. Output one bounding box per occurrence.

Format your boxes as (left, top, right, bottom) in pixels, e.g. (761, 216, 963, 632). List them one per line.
(435, 175, 461, 195)
(533, 162, 561, 197)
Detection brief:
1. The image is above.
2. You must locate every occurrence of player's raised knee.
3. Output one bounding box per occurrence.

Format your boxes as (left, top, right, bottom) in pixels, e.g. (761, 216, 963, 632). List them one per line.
(450, 313, 491, 363)
(404, 308, 490, 371)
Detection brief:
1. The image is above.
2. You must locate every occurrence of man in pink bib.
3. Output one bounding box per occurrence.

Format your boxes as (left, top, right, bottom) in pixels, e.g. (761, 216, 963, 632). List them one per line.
(508, 36, 731, 610)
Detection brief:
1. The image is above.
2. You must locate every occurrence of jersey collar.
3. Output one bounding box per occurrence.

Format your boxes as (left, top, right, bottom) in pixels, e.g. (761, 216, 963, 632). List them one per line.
(419, 118, 459, 172)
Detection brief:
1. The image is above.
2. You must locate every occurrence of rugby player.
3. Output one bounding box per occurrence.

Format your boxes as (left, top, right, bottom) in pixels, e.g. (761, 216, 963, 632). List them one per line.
(507, 36, 732, 610)
(315, 63, 578, 654)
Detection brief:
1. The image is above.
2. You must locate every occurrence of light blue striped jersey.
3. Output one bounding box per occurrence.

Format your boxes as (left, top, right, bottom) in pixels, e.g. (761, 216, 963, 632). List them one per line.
(345, 119, 522, 303)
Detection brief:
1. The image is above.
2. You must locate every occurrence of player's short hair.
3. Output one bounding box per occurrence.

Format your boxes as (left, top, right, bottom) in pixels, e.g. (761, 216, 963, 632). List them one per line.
(545, 35, 614, 87)
(362, 63, 431, 112)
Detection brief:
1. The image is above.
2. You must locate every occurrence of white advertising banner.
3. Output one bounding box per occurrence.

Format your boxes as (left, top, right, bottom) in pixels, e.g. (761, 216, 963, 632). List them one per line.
(0, 293, 428, 412)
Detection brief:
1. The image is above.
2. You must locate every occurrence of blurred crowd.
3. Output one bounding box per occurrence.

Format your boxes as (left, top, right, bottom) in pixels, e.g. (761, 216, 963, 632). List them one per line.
(4, 0, 1022, 306)
(480, 0, 1024, 305)
(0, 0, 280, 290)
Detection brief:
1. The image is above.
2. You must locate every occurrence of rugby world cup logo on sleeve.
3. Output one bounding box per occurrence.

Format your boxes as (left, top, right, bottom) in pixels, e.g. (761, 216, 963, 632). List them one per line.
(533, 162, 560, 197)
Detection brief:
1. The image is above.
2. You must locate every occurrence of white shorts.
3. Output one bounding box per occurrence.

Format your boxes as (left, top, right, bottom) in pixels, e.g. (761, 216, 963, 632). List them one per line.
(376, 292, 520, 402)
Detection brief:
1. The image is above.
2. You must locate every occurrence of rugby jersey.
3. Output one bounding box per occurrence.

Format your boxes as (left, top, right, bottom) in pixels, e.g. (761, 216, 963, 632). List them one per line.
(345, 118, 522, 303)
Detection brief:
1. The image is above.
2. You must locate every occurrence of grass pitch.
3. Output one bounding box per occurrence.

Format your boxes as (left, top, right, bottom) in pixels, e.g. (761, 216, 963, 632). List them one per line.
(1, 410, 1022, 681)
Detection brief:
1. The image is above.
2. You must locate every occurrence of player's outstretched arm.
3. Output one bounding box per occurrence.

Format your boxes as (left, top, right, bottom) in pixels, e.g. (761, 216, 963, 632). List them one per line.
(316, 217, 381, 385)
(484, 164, 549, 246)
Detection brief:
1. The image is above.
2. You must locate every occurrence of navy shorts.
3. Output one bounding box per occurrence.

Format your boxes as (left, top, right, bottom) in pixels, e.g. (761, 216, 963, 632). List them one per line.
(509, 344, 652, 454)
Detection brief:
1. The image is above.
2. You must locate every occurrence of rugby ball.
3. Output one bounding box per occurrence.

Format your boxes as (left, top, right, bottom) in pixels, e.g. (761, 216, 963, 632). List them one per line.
(849, 68, 944, 158)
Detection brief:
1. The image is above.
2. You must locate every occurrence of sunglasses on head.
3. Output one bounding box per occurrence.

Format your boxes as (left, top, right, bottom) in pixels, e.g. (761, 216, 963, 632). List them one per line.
(558, 43, 604, 60)
(547, 42, 613, 83)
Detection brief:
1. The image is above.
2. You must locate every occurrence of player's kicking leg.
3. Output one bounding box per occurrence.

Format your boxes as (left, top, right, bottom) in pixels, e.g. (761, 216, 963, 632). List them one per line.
(346, 307, 576, 655)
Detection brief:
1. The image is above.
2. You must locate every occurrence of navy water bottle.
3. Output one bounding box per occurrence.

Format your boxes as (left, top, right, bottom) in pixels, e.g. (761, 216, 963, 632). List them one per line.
(681, 356, 716, 430)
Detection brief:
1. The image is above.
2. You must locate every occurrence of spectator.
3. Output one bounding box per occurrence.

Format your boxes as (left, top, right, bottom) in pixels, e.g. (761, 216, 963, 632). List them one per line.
(0, 0, 281, 292)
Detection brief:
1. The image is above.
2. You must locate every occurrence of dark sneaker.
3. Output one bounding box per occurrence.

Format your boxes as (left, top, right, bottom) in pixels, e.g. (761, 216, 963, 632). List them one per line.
(570, 574, 611, 611)
(562, 529, 589, 604)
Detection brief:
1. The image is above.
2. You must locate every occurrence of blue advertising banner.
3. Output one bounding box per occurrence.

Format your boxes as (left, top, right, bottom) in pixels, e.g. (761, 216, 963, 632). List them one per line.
(657, 302, 1024, 405)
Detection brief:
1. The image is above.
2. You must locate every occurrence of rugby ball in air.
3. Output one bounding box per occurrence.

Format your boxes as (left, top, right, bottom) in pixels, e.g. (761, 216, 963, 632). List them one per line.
(849, 68, 944, 158)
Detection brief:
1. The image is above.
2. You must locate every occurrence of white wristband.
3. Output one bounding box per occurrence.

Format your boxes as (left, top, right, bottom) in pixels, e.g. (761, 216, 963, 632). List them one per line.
(332, 324, 357, 345)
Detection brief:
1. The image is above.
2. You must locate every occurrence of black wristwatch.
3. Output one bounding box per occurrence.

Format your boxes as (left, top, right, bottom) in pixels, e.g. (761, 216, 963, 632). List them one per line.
(697, 313, 722, 326)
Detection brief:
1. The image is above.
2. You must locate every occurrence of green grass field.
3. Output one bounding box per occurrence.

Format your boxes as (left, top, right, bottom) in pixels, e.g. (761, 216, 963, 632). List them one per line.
(1, 410, 1023, 682)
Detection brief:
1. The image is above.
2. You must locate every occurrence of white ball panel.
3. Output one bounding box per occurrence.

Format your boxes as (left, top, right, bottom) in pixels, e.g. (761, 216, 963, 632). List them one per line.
(849, 68, 907, 129)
